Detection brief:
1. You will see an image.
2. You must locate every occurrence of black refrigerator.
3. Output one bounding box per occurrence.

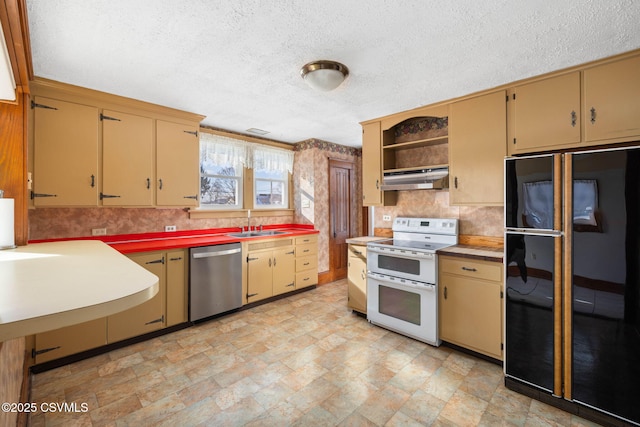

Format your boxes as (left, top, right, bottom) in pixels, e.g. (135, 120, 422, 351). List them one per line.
(504, 147, 640, 426)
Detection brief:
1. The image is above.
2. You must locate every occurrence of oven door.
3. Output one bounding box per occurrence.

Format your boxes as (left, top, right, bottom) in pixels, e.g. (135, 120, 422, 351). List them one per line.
(366, 245, 435, 283)
(366, 272, 440, 346)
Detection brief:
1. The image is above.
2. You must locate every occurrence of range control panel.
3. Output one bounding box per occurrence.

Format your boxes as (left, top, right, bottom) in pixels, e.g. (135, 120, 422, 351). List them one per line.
(392, 217, 458, 236)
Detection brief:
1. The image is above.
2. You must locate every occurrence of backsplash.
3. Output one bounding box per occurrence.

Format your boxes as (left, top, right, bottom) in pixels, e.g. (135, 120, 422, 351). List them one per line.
(374, 190, 503, 237)
(28, 208, 293, 240)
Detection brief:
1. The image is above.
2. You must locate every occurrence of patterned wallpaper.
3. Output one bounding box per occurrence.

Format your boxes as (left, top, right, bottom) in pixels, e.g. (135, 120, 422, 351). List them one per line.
(294, 139, 362, 273)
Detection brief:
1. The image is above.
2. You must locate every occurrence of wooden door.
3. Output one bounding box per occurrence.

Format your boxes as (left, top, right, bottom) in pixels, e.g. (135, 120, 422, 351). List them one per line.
(246, 250, 273, 303)
(329, 159, 353, 280)
(449, 90, 506, 206)
(32, 96, 99, 206)
(272, 247, 296, 295)
(347, 245, 367, 313)
(362, 122, 382, 206)
(156, 120, 199, 206)
(34, 318, 107, 364)
(108, 252, 165, 342)
(166, 249, 187, 326)
(102, 110, 154, 205)
(511, 72, 581, 154)
(583, 55, 640, 142)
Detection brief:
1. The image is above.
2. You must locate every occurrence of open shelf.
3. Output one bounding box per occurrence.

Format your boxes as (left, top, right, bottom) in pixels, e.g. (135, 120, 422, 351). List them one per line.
(383, 135, 448, 150)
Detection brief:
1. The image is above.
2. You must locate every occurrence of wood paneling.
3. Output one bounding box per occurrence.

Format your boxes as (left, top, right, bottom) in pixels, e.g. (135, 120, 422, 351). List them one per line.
(0, 92, 28, 245)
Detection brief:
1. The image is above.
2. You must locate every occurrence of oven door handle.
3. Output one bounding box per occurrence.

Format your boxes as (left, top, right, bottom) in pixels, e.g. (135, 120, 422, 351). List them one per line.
(366, 245, 434, 260)
(367, 273, 435, 291)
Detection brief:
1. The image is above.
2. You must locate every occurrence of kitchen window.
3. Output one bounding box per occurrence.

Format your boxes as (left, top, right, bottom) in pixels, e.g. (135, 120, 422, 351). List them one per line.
(199, 131, 293, 211)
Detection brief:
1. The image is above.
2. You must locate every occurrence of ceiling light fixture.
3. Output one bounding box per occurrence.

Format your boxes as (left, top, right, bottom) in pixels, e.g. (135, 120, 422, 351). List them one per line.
(300, 60, 349, 92)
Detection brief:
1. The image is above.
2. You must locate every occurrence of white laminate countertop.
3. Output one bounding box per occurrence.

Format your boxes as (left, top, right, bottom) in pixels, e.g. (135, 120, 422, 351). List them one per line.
(346, 236, 389, 245)
(0, 240, 159, 342)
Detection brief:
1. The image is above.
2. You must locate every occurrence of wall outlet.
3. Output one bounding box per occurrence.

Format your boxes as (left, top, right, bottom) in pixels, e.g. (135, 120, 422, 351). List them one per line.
(91, 228, 107, 236)
(165, 225, 177, 232)
(383, 215, 391, 221)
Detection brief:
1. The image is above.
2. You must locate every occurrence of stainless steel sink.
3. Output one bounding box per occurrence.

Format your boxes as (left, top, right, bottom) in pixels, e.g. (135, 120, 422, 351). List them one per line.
(227, 230, 287, 238)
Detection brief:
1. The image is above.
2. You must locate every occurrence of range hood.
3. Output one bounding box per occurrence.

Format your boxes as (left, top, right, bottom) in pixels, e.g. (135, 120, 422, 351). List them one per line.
(381, 166, 449, 190)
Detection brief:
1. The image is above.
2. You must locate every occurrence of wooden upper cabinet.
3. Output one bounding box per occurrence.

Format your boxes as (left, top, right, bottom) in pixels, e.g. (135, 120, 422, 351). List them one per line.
(156, 120, 200, 206)
(583, 55, 640, 143)
(102, 110, 154, 206)
(362, 121, 395, 206)
(361, 121, 382, 206)
(32, 96, 99, 206)
(449, 91, 506, 206)
(510, 72, 581, 154)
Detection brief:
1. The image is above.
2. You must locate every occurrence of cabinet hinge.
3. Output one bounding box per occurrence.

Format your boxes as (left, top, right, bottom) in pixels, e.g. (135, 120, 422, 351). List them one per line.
(100, 113, 121, 121)
(31, 191, 57, 199)
(506, 95, 509, 102)
(145, 315, 164, 325)
(512, 93, 516, 100)
(183, 130, 198, 137)
(247, 292, 258, 298)
(501, 343, 504, 350)
(500, 290, 504, 298)
(100, 192, 121, 200)
(32, 346, 61, 358)
(247, 256, 258, 262)
(31, 101, 58, 110)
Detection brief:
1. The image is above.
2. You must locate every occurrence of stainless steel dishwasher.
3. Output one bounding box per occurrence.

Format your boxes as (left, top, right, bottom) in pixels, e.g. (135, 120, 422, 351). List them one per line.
(189, 243, 242, 322)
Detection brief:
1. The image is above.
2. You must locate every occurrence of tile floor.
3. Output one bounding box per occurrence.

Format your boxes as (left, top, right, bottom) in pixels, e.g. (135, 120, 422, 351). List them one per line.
(28, 280, 600, 426)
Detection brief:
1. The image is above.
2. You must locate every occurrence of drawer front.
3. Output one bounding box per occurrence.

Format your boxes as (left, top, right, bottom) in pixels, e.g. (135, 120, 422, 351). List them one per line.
(296, 242, 317, 257)
(296, 270, 317, 287)
(295, 234, 318, 245)
(296, 255, 318, 272)
(440, 256, 502, 282)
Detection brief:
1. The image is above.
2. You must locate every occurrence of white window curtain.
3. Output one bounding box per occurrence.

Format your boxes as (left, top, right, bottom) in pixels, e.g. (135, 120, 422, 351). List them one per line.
(252, 145, 294, 174)
(200, 132, 248, 167)
(200, 132, 293, 172)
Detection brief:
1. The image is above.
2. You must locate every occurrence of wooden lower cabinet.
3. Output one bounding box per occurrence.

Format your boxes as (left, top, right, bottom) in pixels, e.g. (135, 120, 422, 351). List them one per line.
(438, 256, 503, 360)
(347, 244, 367, 314)
(165, 250, 188, 327)
(295, 234, 318, 289)
(246, 239, 295, 303)
(107, 252, 167, 342)
(33, 318, 107, 364)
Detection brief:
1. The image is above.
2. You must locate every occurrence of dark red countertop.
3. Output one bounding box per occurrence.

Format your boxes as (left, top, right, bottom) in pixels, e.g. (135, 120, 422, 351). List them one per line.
(29, 224, 318, 254)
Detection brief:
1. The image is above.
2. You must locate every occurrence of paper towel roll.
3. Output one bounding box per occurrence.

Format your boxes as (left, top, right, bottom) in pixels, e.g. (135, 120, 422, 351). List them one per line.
(0, 198, 15, 249)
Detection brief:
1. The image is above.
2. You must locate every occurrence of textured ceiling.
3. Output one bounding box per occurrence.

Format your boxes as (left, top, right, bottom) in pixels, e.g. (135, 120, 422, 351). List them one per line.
(26, 0, 640, 147)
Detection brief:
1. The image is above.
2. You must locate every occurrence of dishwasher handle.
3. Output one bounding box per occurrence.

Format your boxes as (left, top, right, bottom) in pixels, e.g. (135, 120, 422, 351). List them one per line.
(192, 247, 241, 259)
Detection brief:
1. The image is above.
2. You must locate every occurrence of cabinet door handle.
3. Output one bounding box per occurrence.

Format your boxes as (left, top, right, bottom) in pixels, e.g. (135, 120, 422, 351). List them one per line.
(351, 249, 362, 256)
(376, 179, 379, 190)
(158, 179, 163, 190)
(146, 178, 150, 189)
(590, 107, 597, 124)
(269, 258, 272, 267)
(361, 270, 366, 280)
(169, 257, 182, 261)
(454, 176, 458, 189)
(247, 292, 258, 298)
(571, 110, 577, 127)
(184, 195, 198, 200)
(273, 257, 277, 266)
(145, 315, 164, 325)
(286, 283, 295, 287)
(444, 286, 448, 300)
(91, 175, 96, 188)
(146, 257, 165, 265)
(286, 250, 295, 255)
(461, 266, 477, 272)
(303, 262, 310, 266)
